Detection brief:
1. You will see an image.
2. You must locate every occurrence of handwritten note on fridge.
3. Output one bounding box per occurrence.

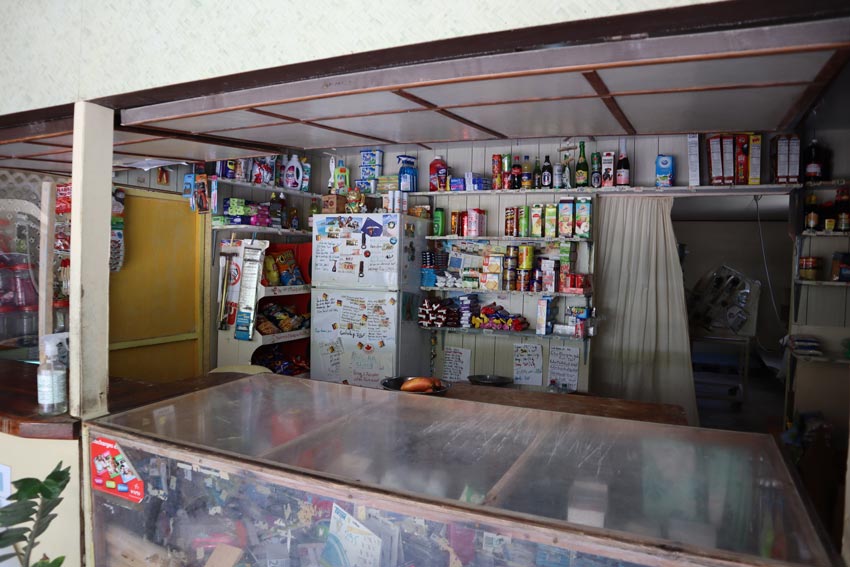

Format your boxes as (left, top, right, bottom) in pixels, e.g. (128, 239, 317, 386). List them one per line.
(513, 343, 543, 386)
(548, 345, 580, 392)
(443, 347, 471, 383)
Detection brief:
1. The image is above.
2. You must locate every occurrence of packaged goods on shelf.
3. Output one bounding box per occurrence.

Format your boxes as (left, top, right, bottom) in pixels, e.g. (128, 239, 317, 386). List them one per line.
(655, 155, 674, 187)
(575, 198, 592, 238)
(449, 177, 465, 192)
(255, 303, 310, 335)
(832, 252, 850, 282)
(687, 134, 701, 186)
(354, 179, 377, 194)
(376, 175, 398, 193)
(359, 165, 382, 180)
(251, 345, 310, 376)
(321, 194, 346, 214)
(360, 149, 384, 167)
(464, 172, 492, 191)
(721, 136, 734, 185)
(536, 295, 558, 335)
(748, 134, 762, 185)
(771, 134, 801, 184)
(734, 134, 749, 185)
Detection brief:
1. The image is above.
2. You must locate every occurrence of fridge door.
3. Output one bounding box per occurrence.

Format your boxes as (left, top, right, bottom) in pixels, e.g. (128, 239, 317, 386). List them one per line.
(397, 214, 431, 294)
(311, 289, 400, 387)
(311, 213, 401, 290)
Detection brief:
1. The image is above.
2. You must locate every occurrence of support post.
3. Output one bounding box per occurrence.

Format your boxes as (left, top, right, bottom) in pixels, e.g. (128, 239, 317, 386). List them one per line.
(69, 101, 113, 420)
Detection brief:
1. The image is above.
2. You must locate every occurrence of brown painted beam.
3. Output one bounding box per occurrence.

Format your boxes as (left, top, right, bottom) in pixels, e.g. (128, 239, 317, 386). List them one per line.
(115, 123, 299, 154)
(778, 47, 850, 130)
(246, 108, 399, 145)
(582, 71, 636, 135)
(393, 90, 508, 139)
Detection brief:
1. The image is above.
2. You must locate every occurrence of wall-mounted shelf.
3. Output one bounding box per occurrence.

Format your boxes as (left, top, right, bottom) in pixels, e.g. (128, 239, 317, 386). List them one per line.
(216, 178, 317, 199)
(799, 231, 850, 238)
(254, 327, 311, 346)
(426, 326, 586, 341)
(421, 286, 589, 298)
(427, 235, 590, 244)
(791, 351, 850, 365)
(794, 279, 850, 287)
(211, 224, 311, 237)
(409, 184, 799, 199)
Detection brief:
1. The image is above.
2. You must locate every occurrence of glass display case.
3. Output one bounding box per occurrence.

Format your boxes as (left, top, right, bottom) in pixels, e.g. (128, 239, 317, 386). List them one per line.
(86, 374, 837, 567)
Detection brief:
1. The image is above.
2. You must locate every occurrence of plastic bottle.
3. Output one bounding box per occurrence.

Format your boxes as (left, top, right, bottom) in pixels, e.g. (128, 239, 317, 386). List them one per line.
(300, 157, 311, 191)
(510, 156, 522, 189)
(282, 154, 304, 189)
(38, 335, 67, 415)
(521, 156, 532, 189)
(334, 159, 350, 193)
(398, 155, 418, 192)
(429, 155, 448, 192)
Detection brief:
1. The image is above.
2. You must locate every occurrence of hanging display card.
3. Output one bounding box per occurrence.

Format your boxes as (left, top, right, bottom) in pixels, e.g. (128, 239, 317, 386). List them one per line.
(443, 347, 471, 383)
(548, 345, 580, 392)
(513, 343, 543, 386)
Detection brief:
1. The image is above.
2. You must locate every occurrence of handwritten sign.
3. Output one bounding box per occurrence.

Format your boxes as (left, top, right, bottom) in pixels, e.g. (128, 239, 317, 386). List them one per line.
(548, 345, 580, 392)
(513, 343, 543, 386)
(443, 347, 471, 383)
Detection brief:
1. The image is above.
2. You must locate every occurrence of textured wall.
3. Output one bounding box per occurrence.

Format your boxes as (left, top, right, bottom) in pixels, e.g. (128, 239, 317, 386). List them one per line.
(0, 0, 714, 116)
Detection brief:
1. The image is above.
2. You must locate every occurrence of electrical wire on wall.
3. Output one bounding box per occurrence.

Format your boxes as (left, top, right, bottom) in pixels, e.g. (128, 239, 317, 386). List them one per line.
(753, 196, 785, 349)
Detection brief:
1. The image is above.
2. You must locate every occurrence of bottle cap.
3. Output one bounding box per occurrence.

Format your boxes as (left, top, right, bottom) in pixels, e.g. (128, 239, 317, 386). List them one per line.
(434, 155, 443, 160)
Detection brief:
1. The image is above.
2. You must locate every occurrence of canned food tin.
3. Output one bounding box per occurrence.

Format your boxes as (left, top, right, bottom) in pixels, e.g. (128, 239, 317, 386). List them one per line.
(517, 206, 530, 237)
(506, 245, 519, 258)
(504, 207, 518, 236)
(492, 154, 503, 190)
(517, 269, 531, 291)
(433, 208, 445, 236)
(450, 211, 460, 236)
(504, 256, 518, 270)
(503, 268, 517, 291)
(518, 245, 534, 270)
(798, 257, 820, 280)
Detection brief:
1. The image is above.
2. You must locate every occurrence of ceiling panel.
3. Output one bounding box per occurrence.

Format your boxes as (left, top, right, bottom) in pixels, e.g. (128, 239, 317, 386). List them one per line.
(217, 122, 382, 149)
(258, 91, 424, 120)
(0, 159, 72, 173)
(406, 72, 596, 107)
(31, 134, 73, 147)
(599, 51, 833, 93)
(317, 111, 496, 144)
(617, 85, 807, 133)
(115, 138, 265, 161)
(146, 110, 284, 133)
(22, 151, 72, 162)
(450, 98, 626, 138)
(113, 132, 166, 144)
(0, 141, 74, 157)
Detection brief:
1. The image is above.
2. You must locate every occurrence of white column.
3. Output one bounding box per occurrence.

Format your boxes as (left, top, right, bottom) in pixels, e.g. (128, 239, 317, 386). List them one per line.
(69, 101, 113, 420)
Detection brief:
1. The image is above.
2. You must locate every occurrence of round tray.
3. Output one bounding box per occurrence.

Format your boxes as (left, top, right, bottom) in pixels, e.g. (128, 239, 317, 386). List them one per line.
(381, 376, 451, 395)
(467, 374, 513, 386)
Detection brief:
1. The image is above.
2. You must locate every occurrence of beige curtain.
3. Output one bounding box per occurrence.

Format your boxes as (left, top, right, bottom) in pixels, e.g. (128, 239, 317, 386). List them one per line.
(591, 196, 698, 425)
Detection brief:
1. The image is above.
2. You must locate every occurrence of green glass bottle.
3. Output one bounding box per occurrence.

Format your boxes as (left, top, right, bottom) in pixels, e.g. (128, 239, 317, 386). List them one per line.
(575, 142, 589, 188)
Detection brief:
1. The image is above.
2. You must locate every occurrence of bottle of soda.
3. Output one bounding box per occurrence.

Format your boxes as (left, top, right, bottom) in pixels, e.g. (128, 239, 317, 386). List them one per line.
(542, 155, 553, 188)
(511, 156, 522, 189)
(533, 157, 542, 189)
(590, 152, 602, 188)
(521, 156, 533, 189)
(575, 143, 589, 188)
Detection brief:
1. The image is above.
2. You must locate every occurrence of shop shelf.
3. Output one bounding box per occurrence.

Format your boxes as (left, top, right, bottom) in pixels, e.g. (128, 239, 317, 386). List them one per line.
(255, 327, 311, 345)
(408, 184, 799, 198)
(421, 286, 590, 298)
(216, 178, 317, 199)
(798, 230, 850, 238)
(425, 326, 586, 342)
(794, 279, 850, 287)
(427, 235, 590, 243)
(259, 284, 311, 298)
(211, 224, 311, 237)
(791, 351, 850, 364)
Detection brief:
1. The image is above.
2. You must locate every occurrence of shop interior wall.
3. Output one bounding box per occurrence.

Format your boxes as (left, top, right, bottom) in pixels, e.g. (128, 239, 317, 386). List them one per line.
(0, 0, 716, 117)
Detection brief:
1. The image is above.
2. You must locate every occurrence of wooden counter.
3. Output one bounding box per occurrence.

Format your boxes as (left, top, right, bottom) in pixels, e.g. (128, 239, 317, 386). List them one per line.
(445, 382, 688, 425)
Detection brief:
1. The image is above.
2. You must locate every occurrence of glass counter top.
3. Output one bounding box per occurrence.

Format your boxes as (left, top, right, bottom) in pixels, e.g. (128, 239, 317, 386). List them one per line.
(94, 374, 834, 566)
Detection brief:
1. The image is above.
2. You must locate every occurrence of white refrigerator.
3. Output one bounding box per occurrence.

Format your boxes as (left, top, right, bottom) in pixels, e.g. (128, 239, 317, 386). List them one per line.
(311, 213, 430, 387)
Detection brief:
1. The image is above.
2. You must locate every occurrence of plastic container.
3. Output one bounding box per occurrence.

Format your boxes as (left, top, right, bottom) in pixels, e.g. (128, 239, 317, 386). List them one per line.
(19, 304, 38, 345)
(0, 305, 16, 341)
(397, 155, 417, 193)
(0, 264, 12, 305)
(53, 298, 69, 333)
(11, 264, 37, 307)
(429, 155, 448, 192)
(282, 154, 304, 189)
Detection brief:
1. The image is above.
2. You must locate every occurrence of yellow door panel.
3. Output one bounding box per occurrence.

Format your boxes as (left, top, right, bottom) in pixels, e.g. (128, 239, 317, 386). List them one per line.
(110, 341, 199, 383)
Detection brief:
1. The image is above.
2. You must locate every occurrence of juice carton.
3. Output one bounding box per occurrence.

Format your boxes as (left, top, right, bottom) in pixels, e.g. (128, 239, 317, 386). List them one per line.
(544, 204, 559, 238)
(530, 204, 544, 238)
(558, 199, 574, 237)
(575, 198, 592, 239)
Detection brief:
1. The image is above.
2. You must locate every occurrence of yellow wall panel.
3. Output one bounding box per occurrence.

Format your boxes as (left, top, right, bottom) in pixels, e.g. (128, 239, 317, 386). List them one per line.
(109, 341, 198, 383)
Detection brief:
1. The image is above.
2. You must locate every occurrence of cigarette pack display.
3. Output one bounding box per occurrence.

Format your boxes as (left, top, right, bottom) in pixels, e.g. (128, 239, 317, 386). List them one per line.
(748, 134, 762, 185)
(708, 135, 723, 185)
(558, 199, 574, 237)
(788, 135, 801, 183)
(721, 136, 734, 184)
(734, 134, 749, 185)
(687, 134, 701, 187)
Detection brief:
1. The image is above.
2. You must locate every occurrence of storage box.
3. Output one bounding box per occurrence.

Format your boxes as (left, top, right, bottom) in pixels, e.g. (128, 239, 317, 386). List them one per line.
(360, 149, 384, 167)
(721, 135, 734, 185)
(482, 254, 504, 276)
(449, 177, 466, 191)
(707, 135, 723, 185)
(575, 198, 592, 239)
(788, 134, 801, 183)
(321, 195, 347, 213)
(773, 135, 789, 184)
(359, 165, 382, 180)
(558, 199, 574, 238)
(748, 134, 762, 185)
(467, 208, 486, 236)
(687, 134, 700, 187)
(479, 272, 502, 292)
(530, 204, 544, 237)
(601, 151, 615, 187)
(354, 179, 377, 194)
(376, 175, 398, 193)
(734, 134, 749, 185)
(544, 204, 558, 238)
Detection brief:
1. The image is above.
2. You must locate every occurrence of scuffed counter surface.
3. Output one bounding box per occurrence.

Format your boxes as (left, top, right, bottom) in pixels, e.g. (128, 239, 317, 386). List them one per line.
(94, 373, 832, 565)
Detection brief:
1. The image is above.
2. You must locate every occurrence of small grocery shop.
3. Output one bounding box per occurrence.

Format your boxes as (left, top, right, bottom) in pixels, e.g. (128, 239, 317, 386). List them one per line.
(1, 3, 850, 567)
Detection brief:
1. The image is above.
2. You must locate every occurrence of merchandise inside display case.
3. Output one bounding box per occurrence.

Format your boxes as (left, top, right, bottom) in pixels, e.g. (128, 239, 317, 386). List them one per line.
(87, 374, 837, 567)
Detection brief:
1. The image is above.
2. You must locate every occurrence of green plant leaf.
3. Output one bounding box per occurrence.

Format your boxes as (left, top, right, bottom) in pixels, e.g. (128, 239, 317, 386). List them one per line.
(9, 478, 42, 501)
(32, 513, 58, 539)
(0, 500, 37, 525)
(44, 464, 70, 491)
(0, 525, 30, 547)
(0, 551, 20, 563)
(37, 497, 63, 519)
(32, 556, 65, 567)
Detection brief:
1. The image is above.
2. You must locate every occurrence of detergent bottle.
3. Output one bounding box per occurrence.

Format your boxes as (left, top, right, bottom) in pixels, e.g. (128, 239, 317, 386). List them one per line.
(282, 154, 303, 189)
(334, 159, 350, 193)
(429, 155, 448, 192)
(397, 155, 417, 193)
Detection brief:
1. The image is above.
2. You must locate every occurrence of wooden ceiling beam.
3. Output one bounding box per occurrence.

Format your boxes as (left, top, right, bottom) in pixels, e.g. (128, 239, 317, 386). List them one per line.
(778, 47, 850, 130)
(392, 90, 508, 140)
(115, 123, 300, 154)
(582, 71, 636, 135)
(245, 108, 399, 145)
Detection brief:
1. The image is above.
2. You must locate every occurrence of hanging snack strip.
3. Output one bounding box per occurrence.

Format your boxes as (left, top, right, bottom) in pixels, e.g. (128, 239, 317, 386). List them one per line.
(110, 188, 126, 272)
(233, 239, 269, 341)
